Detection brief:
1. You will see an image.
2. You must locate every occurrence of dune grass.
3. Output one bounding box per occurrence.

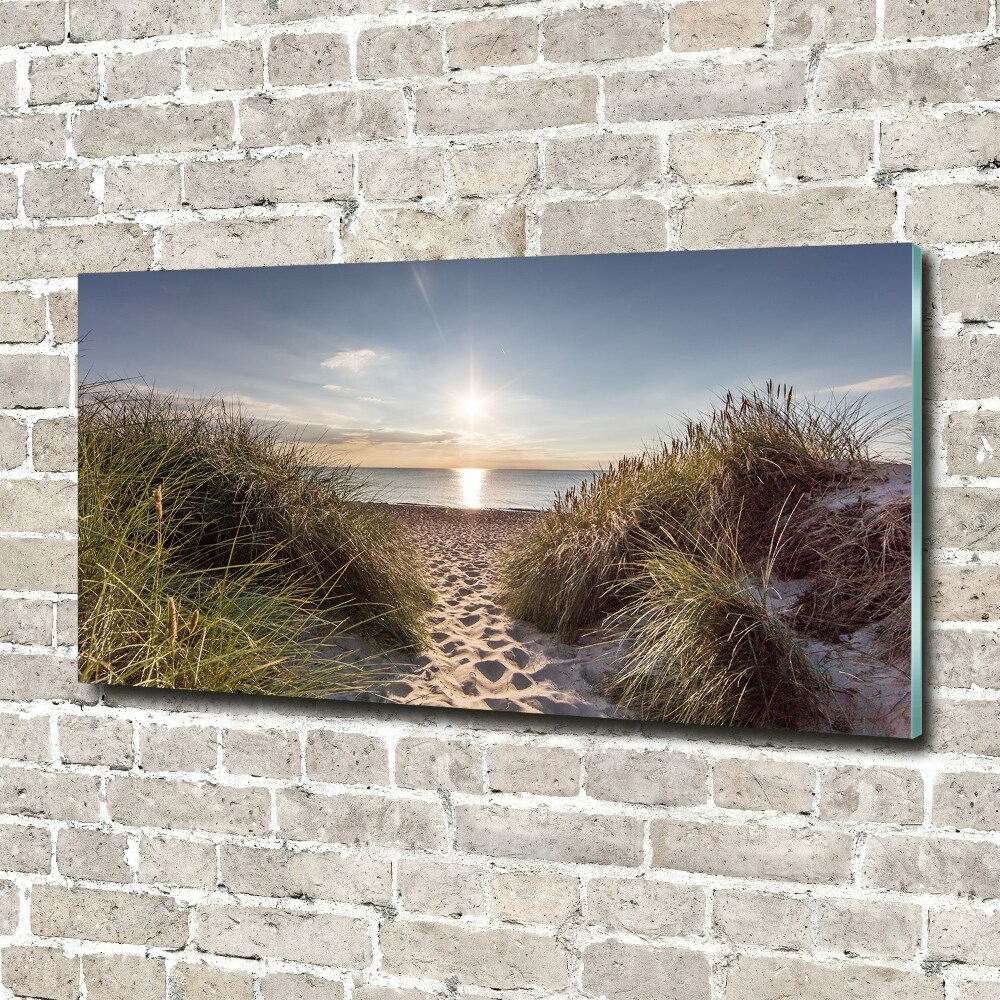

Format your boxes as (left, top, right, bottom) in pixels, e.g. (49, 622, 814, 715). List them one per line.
(499, 382, 907, 729)
(602, 535, 831, 730)
(79, 385, 434, 696)
(780, 495, 911, 645)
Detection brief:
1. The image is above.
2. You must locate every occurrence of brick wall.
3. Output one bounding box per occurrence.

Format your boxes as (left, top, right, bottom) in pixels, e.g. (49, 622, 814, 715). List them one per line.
(0, 0, 998, 996)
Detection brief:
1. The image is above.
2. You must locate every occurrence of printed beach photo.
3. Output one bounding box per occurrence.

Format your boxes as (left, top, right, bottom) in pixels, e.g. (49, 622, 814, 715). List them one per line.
(78, 244, 921, 737)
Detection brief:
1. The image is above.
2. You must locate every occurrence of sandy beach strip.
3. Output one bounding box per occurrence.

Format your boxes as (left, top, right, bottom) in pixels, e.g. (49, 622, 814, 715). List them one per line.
(352, 503, 633, 718)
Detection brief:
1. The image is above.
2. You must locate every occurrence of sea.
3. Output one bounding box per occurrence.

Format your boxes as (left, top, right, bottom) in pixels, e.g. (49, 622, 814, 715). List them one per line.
(318, 467, 599, 511)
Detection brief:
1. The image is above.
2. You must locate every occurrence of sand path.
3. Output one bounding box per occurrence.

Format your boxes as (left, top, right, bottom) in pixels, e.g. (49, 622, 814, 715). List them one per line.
(351, 505, 632, 718)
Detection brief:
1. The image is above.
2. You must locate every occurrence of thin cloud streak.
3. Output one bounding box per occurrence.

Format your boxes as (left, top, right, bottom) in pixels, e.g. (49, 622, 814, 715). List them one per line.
(321, 348, 383, 373)
(826, 373, 912, 393)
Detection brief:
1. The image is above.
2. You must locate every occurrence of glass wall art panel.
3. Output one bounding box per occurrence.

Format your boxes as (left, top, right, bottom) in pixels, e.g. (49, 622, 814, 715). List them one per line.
(78, 243, 923, 737)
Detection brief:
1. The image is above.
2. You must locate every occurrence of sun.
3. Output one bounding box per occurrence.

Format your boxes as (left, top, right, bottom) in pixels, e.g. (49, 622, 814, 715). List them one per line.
(459, 395, 483, 421)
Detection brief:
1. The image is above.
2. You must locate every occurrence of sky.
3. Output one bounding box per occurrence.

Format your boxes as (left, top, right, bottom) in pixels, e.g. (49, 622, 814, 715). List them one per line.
(79, 244, 916, 470)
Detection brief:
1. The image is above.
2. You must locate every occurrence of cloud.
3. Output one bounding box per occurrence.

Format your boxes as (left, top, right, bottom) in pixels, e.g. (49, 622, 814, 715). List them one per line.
(321, 348, 383, 373)
(826, 373, 912, 393)
(326, 428, 461, 446)
(323, 384, 345, 392)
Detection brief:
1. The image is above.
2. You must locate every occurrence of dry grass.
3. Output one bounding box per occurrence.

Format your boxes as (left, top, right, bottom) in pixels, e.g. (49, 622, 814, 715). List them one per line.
(602, 534, 831, 730)
(79, 385, 434, 696)
(780, 495, 911, 651)
(500, 383, 893, 636)
(499, 382, 908, 728)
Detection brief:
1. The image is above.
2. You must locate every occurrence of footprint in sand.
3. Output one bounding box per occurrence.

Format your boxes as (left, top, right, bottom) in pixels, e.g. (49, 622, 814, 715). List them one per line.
(459, 613, 481, 627)
(509, 672, 533, 691)
(485, 638, 507, 650)
(476, 660, 507, 683)
(503, 647, 530, 669)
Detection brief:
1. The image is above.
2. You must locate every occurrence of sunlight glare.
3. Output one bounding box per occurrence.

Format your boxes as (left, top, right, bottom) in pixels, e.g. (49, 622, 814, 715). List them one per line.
(456, 467, 485, 508)
(459, 395, 483, 421)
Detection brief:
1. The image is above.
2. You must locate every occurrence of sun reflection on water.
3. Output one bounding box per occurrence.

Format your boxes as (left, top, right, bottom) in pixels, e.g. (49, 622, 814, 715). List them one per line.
(455, 468, 485, 508)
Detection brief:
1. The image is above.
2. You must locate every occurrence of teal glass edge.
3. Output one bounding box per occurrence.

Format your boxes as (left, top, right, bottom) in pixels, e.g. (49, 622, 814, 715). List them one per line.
(911, 243, 923, 739)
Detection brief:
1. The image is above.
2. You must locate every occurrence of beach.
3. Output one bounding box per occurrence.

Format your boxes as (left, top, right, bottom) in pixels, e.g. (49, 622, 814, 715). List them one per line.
(346, 504, 633, 718)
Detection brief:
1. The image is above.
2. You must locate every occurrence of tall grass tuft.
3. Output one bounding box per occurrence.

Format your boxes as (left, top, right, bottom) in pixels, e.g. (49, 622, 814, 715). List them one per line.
(602, 534, 831, 730)
(79, 384, 434, 696)
(781, 495, 911, 649)
(500, 382, 893, 636)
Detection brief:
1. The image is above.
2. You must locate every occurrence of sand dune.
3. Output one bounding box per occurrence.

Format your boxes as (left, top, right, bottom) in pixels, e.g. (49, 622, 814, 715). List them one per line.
(338, 504, 633, 718)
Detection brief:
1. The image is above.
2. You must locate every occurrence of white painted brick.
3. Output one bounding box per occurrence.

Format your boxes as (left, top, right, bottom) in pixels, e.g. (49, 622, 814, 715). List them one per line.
(184, 153, 353, 209)
(32, 417, 78, 472)
(380, 920, 569, 990)
(606, 60, 807, 123)
(415, 77, 597, 134)
(680, 186, 895, 249)
(582, 939, 710, 1000)
(487, 743, 580, 795)
(773, 0, 875, 46)
(588, 877, 705, 937)
(357, 26, 444, 78)
(882, 112, 1000, 172)
(397, 858, 484, 917)
(241, 91, 407, 146)
(104, 163, 181, 212)
(726, 956, 943, 1000)
(491, 871, 579, 925)
(448, 18, 537, 69)
(105, 49, 181, 100)
(547, 133, 660, 189)
(198, 904, 370, 967)
(23, 168, 97, 219)
(670, 130, 763, 184)
(817, 897, 922, 960)
(83, 955, 166, 1000)
(713, 889, 810, 949)
(0, 1, 64, 46)
(544, 7, 663, 62)
(187, 42, 263, 92)
(358, 148, 444, 201)
(161, 217, 332, 270)
(540, 198, 667, 255)
(817, 45, 1000, 110)
(139, 836, 218, 890)
(29, 54, 99, 106)
(771, 121, 874, 181)
(670, 0, 767, 51)
(885, 0, 989, 39)
(0, 115, 67, 165)
(268, 33, 350, 86)
(450, 143, 537, 196)
(69, 0, 221, 41)
(343, 203, 525, 262)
